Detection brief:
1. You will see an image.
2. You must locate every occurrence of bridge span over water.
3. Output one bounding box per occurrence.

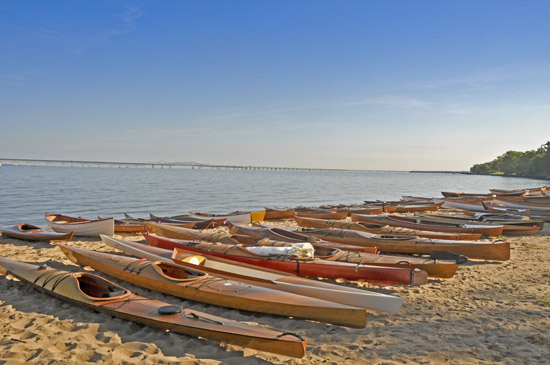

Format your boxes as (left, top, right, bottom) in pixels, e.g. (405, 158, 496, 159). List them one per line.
(0, 158, 406, 173)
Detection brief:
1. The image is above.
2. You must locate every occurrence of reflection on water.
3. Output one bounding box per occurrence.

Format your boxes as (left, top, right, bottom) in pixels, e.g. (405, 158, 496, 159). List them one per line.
(0, 165, 547, 226)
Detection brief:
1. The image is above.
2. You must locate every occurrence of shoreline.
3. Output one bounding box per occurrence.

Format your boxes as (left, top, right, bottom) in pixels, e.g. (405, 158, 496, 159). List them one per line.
(1, 222, 549, 363)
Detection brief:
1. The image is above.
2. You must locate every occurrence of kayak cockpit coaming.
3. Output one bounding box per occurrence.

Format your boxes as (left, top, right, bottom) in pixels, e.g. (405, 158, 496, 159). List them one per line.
(74, 273, 130, 300)
(151, 261, 209, 282)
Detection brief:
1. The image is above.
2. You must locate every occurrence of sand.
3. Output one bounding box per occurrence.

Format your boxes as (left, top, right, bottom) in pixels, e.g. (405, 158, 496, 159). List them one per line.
(1, 221, 549, 364)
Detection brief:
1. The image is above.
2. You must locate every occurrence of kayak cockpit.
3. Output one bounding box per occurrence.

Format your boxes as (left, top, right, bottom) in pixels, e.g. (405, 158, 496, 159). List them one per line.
(75, 274, 129, 299)
(153, 262, 208, 281)
(18, 224, 42, 231)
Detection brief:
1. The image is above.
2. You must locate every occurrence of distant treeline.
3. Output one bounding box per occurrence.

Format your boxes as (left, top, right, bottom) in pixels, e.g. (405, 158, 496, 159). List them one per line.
(470, 142, 550, 177)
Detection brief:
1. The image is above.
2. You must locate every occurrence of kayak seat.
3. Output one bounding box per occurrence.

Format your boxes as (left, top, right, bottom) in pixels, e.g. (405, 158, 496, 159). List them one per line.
(77, 275, 127, 298)
(102, 290, 126, 298)
(102, 286, 127, 298)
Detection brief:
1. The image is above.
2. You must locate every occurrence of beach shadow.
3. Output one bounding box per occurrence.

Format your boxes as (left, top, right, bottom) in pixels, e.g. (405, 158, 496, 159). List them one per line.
(462, 260, 504, 267)
(0, 236, 54, 249)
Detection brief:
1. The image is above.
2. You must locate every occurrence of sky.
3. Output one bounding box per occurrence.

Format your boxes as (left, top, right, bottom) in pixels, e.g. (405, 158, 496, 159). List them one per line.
(1, 1, 549, 171)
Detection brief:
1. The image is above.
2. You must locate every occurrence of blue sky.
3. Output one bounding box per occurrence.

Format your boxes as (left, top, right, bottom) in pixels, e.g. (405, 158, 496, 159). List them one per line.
(1, 1, 549, 170)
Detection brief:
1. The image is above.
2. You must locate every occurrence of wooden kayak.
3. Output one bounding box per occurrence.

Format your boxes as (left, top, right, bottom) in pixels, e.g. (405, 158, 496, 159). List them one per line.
(146, 221, 244, 244)
(294, 227, 510, 261)
(144, 221, 378, 254)
(441, 192, 494, 198)
(58, 244, 367, 327)
(297, 215, 483, 240)
(149, 214, 214, 229)
(486, 206, 550, 221)
(1, 223, 74, 241)
(100, 235, 404, 313)
(350, 214, 504, 237)
(191, 211, 253, 224)
(227, 236, 459, 278)
(0, 256, 307, 357)
(125, 213, 214, 229)
(264, 208, 296, 220)
(143, 233, 429, 285)
(432, 198, 489, 212)
(492, 197, 550, 211)
(414, 214, 543, 236)
(294, 211, 348, 220)
(336, 206, 384, 216)
(226, 222, 378, 253)
(490, 186, 547, 196)
(363, 201, 442, 213)
(392, 203, 443, 213)
(45, 213, 114, 236)
(185, 211, 266, 223)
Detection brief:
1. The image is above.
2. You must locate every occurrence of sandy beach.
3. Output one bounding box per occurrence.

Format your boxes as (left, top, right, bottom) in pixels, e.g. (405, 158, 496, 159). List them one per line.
(1, 220, 549, 364)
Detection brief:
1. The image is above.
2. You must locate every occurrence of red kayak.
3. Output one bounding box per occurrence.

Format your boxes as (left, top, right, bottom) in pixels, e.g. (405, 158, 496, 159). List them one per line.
(143, 234, 428, 286)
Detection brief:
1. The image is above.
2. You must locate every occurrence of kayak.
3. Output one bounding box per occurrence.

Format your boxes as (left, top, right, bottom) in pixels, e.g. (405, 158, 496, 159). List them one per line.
(45, 213, 114, 237)
(293, 215, 483, 240)
(264, 208, 296, 220)
(100, 235, 404, 313)
(143, 233, 428, 286)
(351, 214, 504, 237)
(146, 221, 379, 254)
(1, 223, 74, 241)
(0, 256, 307, 358)
(58, 244, 368, 328)
(413, 213, 543, 236)
(294, 227, 510, 261)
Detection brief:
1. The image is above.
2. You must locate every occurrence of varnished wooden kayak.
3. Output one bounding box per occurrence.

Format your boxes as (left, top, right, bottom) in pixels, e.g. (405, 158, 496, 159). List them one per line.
(146, 221, 246, 244)
(363, 201, 442, 213)
(100, 235, 404, 313)
(490, 186, 547, 196)
(143, 233, 428, 286)
(336, 206, 384, 216)
(149, 214, 214, 229)
(414, 214, 543, 236)
(492, 197, 550, 211)
(45, 213, 114, 236)
(392, 203, 443, 213)
(1, 223, 74, 241)
(295, 211, 348, 220)
(486, 206, 550, 221)
(0, 256, 307, 357)
(264, 208, 296, 220)
(191, 211, 253, 224)
(296, 215, 483, 240)
(228, 235, 459, 278)
(432, 197, 489, 212)
(441, 191, 495, 198)
(146, 221, 377, 254)
(58, 244, 367, 327)
(351, 214, 504, 237)
(294, 227, 510, 261)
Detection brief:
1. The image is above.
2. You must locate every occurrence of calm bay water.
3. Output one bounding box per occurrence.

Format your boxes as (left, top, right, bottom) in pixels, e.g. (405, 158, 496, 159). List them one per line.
(0, 165, 548, 227)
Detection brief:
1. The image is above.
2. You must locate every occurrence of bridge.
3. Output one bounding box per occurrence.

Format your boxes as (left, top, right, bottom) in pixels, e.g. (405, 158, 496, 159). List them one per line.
(0, 158, 405, 173)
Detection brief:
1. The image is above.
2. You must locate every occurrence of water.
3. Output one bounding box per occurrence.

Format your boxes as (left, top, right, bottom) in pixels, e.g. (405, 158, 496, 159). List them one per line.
(0, 165, 548, 227)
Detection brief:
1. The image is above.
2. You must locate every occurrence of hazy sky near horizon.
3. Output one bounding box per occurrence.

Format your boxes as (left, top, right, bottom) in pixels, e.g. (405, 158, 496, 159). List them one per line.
(1, 1, 549, 170)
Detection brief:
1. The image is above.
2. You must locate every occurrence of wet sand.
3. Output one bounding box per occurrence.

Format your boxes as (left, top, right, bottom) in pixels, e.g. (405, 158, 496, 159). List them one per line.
(0, 222, 549, 364)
